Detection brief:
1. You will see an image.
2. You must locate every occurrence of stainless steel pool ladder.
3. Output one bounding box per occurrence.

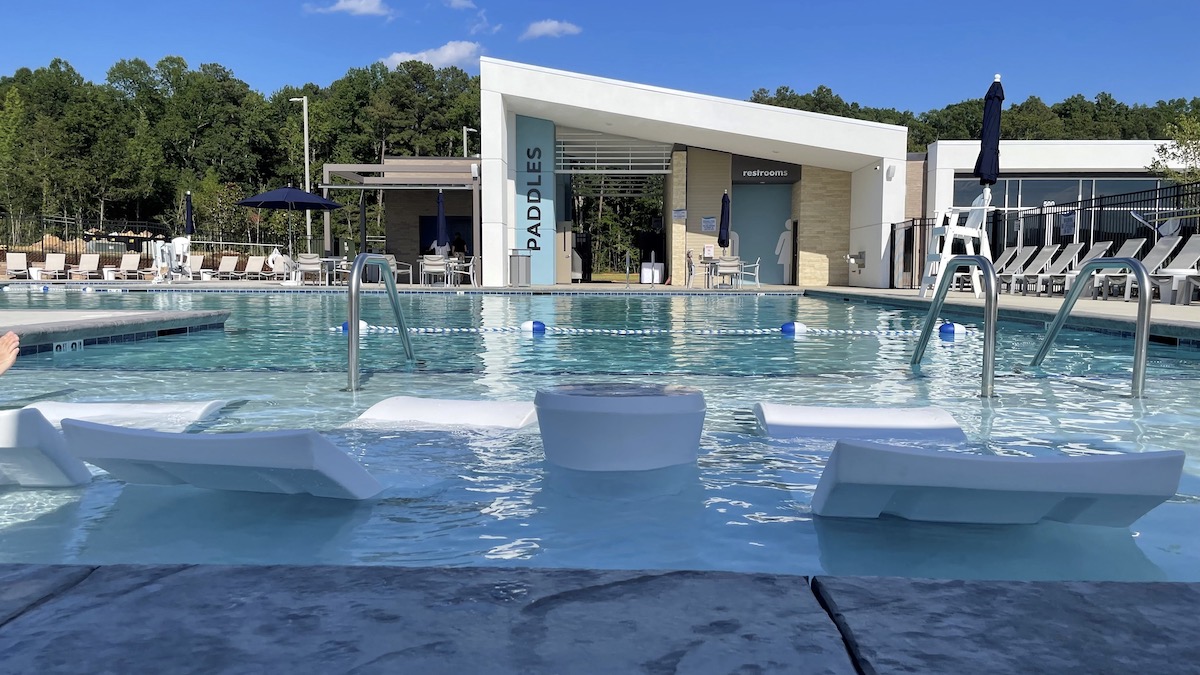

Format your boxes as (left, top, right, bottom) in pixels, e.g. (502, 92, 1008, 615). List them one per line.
(346, 253, 415, 391)
(1030, 257, 1150, 398)
(911, 255, 999, 398)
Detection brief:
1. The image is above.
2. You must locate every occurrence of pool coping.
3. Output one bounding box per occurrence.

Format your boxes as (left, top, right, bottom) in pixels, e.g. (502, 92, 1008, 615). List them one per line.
(0, 310, 230, 355)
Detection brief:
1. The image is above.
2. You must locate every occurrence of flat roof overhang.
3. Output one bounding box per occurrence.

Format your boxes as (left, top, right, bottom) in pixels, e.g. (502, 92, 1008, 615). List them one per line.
(481, 58, 908, 172)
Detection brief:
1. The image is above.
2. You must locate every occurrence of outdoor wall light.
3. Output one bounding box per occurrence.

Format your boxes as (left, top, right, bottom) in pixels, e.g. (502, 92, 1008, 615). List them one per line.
(885, 165, 897, 181)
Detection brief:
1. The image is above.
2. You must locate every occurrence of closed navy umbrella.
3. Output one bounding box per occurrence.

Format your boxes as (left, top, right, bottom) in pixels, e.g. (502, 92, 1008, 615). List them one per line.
(717, 191, 731, 253)
(973, 75, 1005, 185)
(184, 191, 195, 235)
(435, 189, 449, 251)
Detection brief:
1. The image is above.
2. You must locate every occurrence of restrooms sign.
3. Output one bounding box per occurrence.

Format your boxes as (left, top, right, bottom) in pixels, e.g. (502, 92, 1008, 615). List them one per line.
(516, 115, 556, 285)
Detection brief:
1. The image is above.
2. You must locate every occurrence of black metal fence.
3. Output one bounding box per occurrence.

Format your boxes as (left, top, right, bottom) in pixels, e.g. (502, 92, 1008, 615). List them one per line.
(890, 181, 1200, 289)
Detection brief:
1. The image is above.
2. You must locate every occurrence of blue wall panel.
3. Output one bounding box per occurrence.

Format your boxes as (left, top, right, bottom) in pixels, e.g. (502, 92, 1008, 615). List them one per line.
(515, 116, 556, 285)
(731, 184, 793, 285)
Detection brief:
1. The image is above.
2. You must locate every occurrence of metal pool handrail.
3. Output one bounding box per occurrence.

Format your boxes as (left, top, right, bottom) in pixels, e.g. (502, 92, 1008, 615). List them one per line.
(910, 255, 999, 398)
(347, 253, 414, 390)
(1030, 257, 1151, 398)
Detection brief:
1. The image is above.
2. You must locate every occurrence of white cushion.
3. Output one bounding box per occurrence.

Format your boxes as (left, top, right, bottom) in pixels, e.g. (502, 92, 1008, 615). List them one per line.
(755, 403, 966, 441)
(812, 439, 1184, 527)
(0, 408, 92, 487)
(60, 419, 382, 500)
(350, 396, 537, 429)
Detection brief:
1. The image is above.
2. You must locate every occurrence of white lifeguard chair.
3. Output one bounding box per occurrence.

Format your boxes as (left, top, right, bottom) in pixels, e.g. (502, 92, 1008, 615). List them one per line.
(920, 188, 993, 298)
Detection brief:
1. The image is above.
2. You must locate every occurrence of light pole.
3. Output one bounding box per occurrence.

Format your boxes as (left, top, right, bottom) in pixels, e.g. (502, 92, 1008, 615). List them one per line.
(462, 126, 478, 157)
(289, 95, 312, 253)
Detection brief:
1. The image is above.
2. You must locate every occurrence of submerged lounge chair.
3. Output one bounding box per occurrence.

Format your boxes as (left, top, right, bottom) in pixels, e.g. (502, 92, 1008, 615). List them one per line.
(347, 396, 538, 430)
(0, 408, 92, 488)
(60, 419, 383, 500)
(812, 439, 1183, 528)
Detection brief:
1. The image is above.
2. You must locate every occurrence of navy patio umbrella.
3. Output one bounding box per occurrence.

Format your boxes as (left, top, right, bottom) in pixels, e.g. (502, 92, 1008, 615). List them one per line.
(237, 186, 343, 255)
(717, 190, 731, 253)
(184, 191, 195, 235)
(435, 189, 449, 252)
(973, 74, 1005, 186)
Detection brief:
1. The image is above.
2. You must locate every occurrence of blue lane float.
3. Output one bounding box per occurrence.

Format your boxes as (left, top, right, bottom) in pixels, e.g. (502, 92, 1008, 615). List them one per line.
(327, 322, 965, 338)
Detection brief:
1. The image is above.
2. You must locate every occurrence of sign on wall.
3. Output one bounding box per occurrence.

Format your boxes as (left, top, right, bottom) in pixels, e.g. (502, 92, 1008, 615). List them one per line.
(516, 115, 556, 285)
(701, 217, 717, 232)
(731, 155, 801, 185)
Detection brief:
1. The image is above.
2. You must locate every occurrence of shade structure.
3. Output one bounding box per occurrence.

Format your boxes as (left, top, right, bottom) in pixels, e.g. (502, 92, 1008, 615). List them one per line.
(184, 192, 195, 235)
(237, 186, 343, 255)
(717, 191, 731, 251)
(435, 189, 449, 249)
(973, 75, 1005, 186)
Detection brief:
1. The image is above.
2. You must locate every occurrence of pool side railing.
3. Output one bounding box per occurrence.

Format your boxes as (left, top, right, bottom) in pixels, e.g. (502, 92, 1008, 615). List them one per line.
(910, 255, 999, 398)
(346, 253, 415, 390)
(1031, 257, 1150, 397)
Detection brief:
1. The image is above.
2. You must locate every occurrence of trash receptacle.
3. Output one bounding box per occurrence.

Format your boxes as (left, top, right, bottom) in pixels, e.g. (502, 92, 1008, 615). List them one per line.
(509, 249, 531, 287)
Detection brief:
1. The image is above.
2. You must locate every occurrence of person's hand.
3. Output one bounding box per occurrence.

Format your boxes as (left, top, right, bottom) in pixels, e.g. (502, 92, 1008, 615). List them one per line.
(0, 331, 18, 376)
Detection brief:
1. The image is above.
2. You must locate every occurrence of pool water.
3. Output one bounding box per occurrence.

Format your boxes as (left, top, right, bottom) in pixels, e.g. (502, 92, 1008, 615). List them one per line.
(1, 289, 1198, 581)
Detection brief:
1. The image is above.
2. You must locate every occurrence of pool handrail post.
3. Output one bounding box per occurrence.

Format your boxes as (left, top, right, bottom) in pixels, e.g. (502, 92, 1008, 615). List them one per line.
(1030, 257, 1150, 397)
(347, 253, 415, 391)
(910, 255, 998, 398)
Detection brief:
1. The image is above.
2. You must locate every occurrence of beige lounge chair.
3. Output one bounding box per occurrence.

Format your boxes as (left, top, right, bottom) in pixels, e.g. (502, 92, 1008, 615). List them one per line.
(69, 253, 102, 280)
(41, 253, 68, 279)
(238, 255, 268, 280)
(214, 255, 241, 280)
(5, 252, 29, 279)
(110, 253, 144, 280)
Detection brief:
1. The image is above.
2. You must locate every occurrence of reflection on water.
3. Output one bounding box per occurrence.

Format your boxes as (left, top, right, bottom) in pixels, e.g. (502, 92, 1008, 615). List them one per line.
(814, 515, 1165, 582)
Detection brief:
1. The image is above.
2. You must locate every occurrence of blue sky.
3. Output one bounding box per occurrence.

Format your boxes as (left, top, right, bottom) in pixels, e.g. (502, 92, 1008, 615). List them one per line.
(4, 0, 1199, 113)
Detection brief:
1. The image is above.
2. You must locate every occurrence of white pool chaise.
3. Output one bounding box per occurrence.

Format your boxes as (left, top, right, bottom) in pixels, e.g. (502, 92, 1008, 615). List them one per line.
(0, 408, 93, 488)
(26, 400, 229, 432)
(60, 419, 383, 500)
(349, 396, 538, 429)
(754, 403, 967, 441)
(812, 439, 1185, 527)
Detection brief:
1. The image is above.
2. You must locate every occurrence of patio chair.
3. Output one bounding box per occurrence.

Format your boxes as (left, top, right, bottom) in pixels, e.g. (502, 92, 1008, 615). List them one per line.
(1018, 242, 1086, 296)
(713, 256, 741, 289)
(1064, 238, 1145, 297)
(951, 245, 1019, 292)
(420, 255, 449, 286)
(1096, 235, 1180, 300)
(5, 252, 29, 279)
(999, 245, 1059, 294)
(294, 253, 324, 285)
(738, 257, 761, 288)
(383, 254, 413, 285)
(1144, 234, 1200, 303)
(189, 252, 211, 280)
(237, 255, 269, 280)
(214, 255, 241, 280)
(449, 256, 477, 287)
(68, 253, 102, 280)
(41, 253, 68, 279)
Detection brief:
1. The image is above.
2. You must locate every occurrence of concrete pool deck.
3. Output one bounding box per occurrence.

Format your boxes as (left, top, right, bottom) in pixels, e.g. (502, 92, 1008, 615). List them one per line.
(1, 564, 1197, 673)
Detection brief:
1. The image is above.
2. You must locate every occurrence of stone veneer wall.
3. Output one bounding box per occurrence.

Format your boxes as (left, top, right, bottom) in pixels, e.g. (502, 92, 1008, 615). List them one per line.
(678, 148, 731, 285)
(905, 158, 926, 219)
(383, 189, 474, 271)
(794, 166, 851, 287)
(666, 149, 686, 286)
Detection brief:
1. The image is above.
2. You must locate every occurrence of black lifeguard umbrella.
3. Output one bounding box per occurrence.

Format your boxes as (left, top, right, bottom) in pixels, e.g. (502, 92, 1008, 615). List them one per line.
(184, 191, 195, 235)
(973, 75, 1005, 186)
(237, 186, 343, 255)
(435, 189, 449, 252)
(717, 190, 731, 254)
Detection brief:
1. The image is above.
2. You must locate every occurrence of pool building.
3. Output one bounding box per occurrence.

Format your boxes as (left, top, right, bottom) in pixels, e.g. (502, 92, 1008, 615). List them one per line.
(319, 58, 1179, 291)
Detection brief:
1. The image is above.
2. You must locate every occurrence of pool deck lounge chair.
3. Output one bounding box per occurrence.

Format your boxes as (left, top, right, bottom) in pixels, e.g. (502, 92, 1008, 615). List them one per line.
(1018, 242, 1085, 296)
(998, 244, 1059, 294)
(1063, 238, 1145, 297)
(1096, 235, 1181, 300)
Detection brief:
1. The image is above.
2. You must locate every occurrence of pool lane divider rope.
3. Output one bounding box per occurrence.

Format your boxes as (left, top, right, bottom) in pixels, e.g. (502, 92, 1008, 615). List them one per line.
(331, 320, 975, 338)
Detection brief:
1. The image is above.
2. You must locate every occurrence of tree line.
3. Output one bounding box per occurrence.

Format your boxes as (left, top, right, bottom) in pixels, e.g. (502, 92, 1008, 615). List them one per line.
(1, 55, 1196, 253)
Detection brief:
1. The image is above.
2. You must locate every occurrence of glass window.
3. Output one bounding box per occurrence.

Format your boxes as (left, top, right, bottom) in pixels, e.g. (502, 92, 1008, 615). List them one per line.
(953, 179, 981, 207)
(1018, 179, 1081, 209)
(1093, 179, 1158, 198)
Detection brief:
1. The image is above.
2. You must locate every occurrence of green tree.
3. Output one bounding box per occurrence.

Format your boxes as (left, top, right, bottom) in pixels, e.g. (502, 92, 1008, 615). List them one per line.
(1150, 112, 1200, 184)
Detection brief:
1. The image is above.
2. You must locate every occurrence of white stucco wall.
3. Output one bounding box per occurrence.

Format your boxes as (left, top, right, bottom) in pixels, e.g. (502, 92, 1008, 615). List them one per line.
(926, 140, 1169, 218)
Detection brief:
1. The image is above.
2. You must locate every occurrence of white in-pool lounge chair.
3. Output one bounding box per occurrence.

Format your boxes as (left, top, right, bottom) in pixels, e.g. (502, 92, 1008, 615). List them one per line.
(26, 400, 229, 432)
(754, 403, 967, 442)
(811, 439, 1183, 527)
(346, 396, 538, 430)
(0, 408, 92, 488)
(60, 419, 383, 500)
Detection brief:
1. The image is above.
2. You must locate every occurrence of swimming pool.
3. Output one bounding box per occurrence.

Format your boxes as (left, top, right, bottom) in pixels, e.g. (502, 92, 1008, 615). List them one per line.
(2, 290, 1198, 581)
